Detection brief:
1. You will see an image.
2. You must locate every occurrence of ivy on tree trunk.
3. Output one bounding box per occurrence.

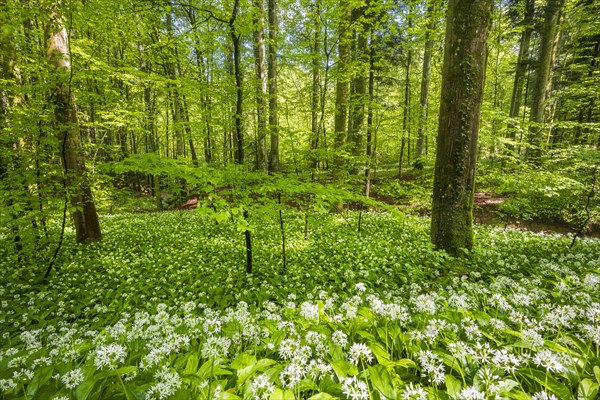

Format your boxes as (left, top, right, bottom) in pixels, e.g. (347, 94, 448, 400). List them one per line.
(431, 0, 492, 256)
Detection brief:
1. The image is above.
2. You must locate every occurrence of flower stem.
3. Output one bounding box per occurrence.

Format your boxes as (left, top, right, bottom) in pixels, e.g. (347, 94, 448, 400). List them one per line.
(117, 373, 131, 400)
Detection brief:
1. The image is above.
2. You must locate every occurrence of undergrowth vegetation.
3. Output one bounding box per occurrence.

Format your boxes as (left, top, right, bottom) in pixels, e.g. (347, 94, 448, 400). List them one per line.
(1, 211, 600, 400)
(477, 148, 599, 227)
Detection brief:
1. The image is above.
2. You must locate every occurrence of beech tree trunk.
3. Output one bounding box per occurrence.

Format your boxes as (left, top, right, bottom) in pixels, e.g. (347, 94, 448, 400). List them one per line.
(365, 39, 375, 197)
(310, 0, 322, 170)
(230, 0, 244, 164)
(182, 98, 198, 167)
(400, 13, 412, 176)
(138, 41, 161, 209)
(416, 0, 436, 160)
(268, 0, 279, 172)
(333, 0, 351, 179)
(507, 0, 534, 145)
(253, 0, 268, 172)
(431, 0, 492, 256)
(165, 11, 185, 159)
(527, 0, 564, 160)
(46, 10, 101, 243)
(348, 3, 369, 171)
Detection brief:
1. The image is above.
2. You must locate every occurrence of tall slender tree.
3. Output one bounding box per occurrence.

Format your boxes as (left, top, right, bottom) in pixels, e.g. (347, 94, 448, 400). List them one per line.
(333, 0, 351, 179)
(527, 0, 565, 160)
(507, 0, 534, 149)
(431, 0, 492, 256)
(399, 8, 413, 177)
(230, 0, 244, 164)
(348, 1, 370, 172)
(46, 8, 102, 243)
(253, 0, 268, 172)
(310, 0, 322, 171)
(268, 0, 279, 172)
(415, 0, 436, 161)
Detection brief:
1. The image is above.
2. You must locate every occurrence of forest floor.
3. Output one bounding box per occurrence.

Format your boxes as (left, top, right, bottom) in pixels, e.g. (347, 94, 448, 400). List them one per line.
(2, 211, 599, 399)
(176, 189, 600, 238)
(373, 189, 600, 238)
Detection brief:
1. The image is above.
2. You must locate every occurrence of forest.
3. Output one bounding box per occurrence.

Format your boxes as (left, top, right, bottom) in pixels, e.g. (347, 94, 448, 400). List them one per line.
(1, 0, 600, 399)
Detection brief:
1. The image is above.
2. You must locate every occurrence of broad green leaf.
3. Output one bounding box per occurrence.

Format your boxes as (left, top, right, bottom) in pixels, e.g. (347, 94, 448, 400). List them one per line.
(356, 330, 376, 341)
(184, 354, 200, 374)
(296, 378, 318, 393)
(493, 379, 519, 395)
(506, 390, 534, 400)
(197, 360, 233, 379)
(231, 353, 257, 370)
(319, 375, 343, 398)
(26, 365, 54, 397)
(578, 378, 599, 400)
(368, 364, 396, 399)
(270, 388, 295, 400)
(518, 369, 572, 400)
(219, 392, 242, 400)
(331, 359, 358, 380)
(445, 374, 462, 398)
(307, 393, 335, 400)
(368, 341, 391, 364)
(171, 388, 194, 400)
(392, 359, 417, 369)
(434, 349, 465, 377)
(181, 373, 207, 388)
(75, 371, 106, 400)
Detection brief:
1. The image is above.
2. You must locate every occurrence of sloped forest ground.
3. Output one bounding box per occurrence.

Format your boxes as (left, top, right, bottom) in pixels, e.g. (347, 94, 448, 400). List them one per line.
(1, 211, 599, 400)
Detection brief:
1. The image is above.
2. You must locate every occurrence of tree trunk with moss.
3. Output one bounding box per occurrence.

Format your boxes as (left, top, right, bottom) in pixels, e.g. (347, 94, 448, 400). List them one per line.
(431, 0, 492, 256)
(46, 10, 101, 243)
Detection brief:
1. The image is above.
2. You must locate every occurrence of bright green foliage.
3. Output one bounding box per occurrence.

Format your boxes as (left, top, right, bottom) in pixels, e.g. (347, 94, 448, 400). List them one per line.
(478, 147, 599, 226)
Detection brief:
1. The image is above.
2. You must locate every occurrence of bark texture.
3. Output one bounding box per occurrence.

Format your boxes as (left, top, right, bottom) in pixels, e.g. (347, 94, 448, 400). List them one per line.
(348, 3, 369, 163)
(310, 0, 321, 170)
(268, 0, 279, 172)
(528, 0, 564, 159)
(230, 0, 244, 164)
(253, 0, 268, 171)
(46, 10, 101, 243)
(333, 0, 351, 179)
(431, 0, 492, 256)
(416, 0, 436, 159)
(507, 0, 534, 141)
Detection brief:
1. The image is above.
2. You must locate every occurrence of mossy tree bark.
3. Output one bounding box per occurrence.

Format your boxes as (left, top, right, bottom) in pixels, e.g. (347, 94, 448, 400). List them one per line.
(431, 0, 492, 256)
(46, 10, 102, 243)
